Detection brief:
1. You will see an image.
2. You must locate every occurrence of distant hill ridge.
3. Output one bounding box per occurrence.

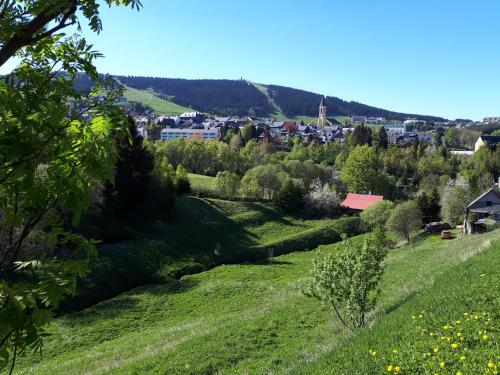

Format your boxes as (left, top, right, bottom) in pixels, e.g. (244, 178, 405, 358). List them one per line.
(96, 75, 446, 121)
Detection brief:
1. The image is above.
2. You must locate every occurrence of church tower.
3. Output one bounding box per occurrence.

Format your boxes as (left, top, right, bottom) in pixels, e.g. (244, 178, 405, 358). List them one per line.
(318, 96, 326, 126)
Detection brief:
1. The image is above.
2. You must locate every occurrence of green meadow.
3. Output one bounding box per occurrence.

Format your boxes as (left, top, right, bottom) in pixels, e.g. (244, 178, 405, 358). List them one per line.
(122, 85, 193, 115)
(17, 224, 499, 374)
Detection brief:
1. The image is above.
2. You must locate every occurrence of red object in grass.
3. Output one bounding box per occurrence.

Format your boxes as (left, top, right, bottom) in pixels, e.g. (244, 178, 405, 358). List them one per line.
(441, 230, 452, 239)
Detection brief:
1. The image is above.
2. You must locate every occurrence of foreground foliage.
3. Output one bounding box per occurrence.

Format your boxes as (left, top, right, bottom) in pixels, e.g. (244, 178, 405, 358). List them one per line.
(0, 0, 140, 371)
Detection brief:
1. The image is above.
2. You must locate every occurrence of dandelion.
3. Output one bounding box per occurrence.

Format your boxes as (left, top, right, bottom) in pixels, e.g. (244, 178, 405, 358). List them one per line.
(456, 332, 462, 337)
(451, 343, 459, 349)
(388, 364, 394, 372)
(429, 332, 435, 336)
(482, 335, 489, 341)
(456, 371, 463, 375)
(474, 315, 479, 320)
(487, 362, 494, 368)
(419, 314, 423, 318)
(460, 356, 466, 361)
(440, 361, 445, 368)
(456, 320, 461, 324)
(395, 366, 401, 373)
(443, 325, 450, 330)
(434, 348, 439, 353)
(412, 315, 416, 320)
(464, 312, 469, 316)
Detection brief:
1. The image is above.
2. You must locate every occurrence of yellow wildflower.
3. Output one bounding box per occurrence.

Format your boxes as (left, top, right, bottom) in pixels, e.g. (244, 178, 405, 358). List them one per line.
(388, 364, 394, 372)
(395, 366, 401, 373)
(412, 315, 416, 320)
(456, 371, 463, 375)
(440, 361, 445, 368)
(429, 332, 435, 336)
(464, 312, 469, 316)
(482, 335, 489, 341)
(434, 348, 439, 353)
(460, 356, 466, 361)
(456, 332, 462, 337)
(451, 343, 459, 349)
(488, 362, 494, 368)
(456, 320, 461, 324)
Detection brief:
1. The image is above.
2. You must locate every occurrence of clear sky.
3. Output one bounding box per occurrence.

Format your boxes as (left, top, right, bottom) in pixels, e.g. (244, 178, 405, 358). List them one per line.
(3, 0, 500, 120)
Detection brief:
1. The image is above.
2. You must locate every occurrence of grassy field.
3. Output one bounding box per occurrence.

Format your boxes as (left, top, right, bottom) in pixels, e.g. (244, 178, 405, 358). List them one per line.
(188, 173, 217, 192)
(62, 196, 356, 310)
(122, 85, 193, 115)
(17, 229, 500, 374)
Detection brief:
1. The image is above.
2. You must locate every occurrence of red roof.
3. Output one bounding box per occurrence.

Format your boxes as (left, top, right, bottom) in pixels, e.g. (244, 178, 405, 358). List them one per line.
(341, 193, 384, 210)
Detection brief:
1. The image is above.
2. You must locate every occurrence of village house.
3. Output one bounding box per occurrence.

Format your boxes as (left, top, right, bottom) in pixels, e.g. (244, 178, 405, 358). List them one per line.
(160, 128, 219, 141)
(474, 135, 500, 152)
(464, 183, 500, 234)
(341, 193, 384, 211)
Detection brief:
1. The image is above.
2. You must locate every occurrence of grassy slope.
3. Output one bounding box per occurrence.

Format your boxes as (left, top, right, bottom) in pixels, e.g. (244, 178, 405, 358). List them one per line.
(122, 85, 193, 115)
(18, 230, 500, 374)
(187, 173, 216, 192)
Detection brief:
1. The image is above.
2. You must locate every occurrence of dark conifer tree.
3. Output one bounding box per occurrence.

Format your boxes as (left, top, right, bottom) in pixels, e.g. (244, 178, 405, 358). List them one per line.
(374, 126, 389, 149)
(106, 116, 155, 211)
(351, 123, 373, 147)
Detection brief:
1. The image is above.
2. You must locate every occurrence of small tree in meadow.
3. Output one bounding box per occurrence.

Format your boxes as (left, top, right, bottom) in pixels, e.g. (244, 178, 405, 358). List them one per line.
(360, 200, 394, 230)
(215, 171, 241, 199)
(387, 200, 423, 244)
(305, 233, 388, 330)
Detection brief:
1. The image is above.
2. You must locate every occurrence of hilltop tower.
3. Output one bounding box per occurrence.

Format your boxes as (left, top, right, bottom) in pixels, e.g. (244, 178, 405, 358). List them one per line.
(318, 96, 326, 126)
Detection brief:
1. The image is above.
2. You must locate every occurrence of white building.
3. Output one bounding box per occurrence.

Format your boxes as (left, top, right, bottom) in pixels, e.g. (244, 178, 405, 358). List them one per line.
(160, 128, 219, 141)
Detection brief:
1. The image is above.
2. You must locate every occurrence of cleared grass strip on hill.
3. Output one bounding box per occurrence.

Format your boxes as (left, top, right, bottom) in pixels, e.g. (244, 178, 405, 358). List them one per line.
(17, 230, 500, 374)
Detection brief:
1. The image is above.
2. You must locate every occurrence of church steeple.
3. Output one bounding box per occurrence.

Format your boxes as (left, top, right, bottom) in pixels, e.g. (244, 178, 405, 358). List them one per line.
(318, 96, 326, 126)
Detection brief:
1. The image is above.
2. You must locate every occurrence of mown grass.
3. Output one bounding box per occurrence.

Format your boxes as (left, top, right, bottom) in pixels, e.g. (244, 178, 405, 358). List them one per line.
(187, 173, 216, 192)
(17, 229, 500, 374)
(122, 85, 193, 115)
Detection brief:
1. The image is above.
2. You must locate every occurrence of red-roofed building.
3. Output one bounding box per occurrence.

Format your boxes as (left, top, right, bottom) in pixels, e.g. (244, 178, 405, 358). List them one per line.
(341, 193, 384, 211)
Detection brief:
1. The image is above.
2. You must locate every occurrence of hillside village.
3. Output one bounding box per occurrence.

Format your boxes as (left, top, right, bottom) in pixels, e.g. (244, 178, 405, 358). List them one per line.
(1, 2, 500, 375)
(130, 95, 499, 152)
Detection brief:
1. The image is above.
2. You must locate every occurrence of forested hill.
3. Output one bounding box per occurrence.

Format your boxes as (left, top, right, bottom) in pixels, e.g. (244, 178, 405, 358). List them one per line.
(111, 75, 446, 121)
(266, 85, 446, 122)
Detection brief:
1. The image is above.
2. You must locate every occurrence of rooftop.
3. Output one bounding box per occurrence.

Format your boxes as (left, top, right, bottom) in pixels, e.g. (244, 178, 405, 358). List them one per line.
(341, 193, 384, 211)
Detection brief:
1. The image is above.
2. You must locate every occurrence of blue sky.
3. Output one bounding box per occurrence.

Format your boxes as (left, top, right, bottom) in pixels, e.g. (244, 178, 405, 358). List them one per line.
(3, 1, 500, 120)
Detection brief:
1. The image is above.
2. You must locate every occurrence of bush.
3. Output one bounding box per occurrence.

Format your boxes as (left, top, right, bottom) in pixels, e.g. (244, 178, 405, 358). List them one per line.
(175, 175, 191, 195)
(361, 200, 395, 230)
(331, 216, 366, 237)
(304, 179, 341, 217)
(274, 177, 305, 212)
(305, 233, 388, 329)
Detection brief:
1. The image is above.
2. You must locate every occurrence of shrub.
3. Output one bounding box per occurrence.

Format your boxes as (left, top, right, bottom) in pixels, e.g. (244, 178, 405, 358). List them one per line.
(304, 233, 388, 329)
(304, 179, 342, 217)
(387, 201, 423, 244)
(331, 216, 366, 237)
(361, 200, 395, 230)
(274, 177, 305, 212)
(215, 171, 241, 199)
(175, 175, 191, 195)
